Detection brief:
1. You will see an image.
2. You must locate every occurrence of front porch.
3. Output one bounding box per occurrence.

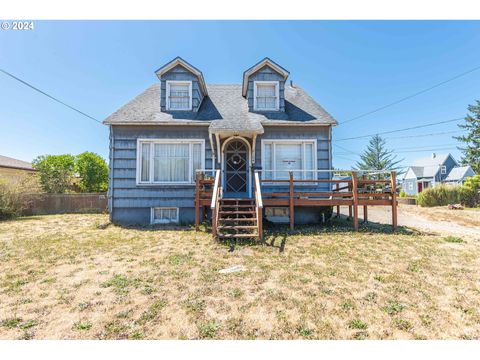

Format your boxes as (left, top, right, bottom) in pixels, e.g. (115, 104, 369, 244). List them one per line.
(195, 169, 398, 240)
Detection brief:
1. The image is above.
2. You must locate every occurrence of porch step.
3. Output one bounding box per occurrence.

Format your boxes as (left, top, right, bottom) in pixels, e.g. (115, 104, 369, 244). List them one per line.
(220, 204, 255, 208)
(218, 233, 259, 239)
(219, 218, 257, 223)
(218, 225, 258, 230)
(219, 210, 256, 215)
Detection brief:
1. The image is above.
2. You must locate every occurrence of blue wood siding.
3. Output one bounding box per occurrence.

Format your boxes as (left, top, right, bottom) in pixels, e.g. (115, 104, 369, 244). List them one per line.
(109, 125, 212, 225)
(160, 64, 204, 112)
(255, 126, 332, 194)
(436, 155, 457, 182)
(109, 124, 333, 225)
(247, 65, 286, 112)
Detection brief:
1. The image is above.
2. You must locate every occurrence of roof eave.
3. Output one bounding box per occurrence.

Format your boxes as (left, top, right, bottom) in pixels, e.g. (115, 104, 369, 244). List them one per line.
(242, 58, 290, 97)
(155, 57, 208, 96)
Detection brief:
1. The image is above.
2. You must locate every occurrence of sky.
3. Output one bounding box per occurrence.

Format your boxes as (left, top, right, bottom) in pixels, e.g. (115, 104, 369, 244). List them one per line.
(0, 20, 479, 171)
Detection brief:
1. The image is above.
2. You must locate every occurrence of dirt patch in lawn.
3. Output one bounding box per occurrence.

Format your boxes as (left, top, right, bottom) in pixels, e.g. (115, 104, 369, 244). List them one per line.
(1, 214, 479, 339)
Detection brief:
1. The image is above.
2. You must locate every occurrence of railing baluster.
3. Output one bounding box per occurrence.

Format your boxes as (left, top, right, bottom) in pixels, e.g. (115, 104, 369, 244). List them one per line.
(289, 171, 294, 230)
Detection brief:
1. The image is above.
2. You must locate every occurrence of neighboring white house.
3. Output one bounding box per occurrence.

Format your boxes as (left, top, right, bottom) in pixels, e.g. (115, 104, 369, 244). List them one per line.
(402, 153, 476, 196)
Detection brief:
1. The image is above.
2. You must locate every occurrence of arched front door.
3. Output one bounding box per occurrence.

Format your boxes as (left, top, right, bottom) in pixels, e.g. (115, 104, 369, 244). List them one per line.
(224, 138, 250, 197)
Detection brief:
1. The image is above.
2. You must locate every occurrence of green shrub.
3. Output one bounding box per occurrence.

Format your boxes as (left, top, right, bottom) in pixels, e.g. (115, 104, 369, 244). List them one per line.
(459, 175, 480, 207)
(399, 190, 407, 198)
(0, 176, 41, 220)
(417, 185, 461, 207)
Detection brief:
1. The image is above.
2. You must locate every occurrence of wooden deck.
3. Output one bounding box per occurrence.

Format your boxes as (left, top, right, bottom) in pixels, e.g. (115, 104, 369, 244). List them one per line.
(195, 170, 398, 239)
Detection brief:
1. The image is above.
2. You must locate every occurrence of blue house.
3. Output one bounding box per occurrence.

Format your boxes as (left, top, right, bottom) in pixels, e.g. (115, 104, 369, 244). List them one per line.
(104, 57, 337, 226)
(402, 153, 476, 196)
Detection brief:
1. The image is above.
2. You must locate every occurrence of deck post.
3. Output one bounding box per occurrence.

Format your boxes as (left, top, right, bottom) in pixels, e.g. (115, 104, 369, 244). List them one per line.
(391, 171, 397, 231)
(352, 171, 359, 231)
(289, 171, 294, 230)
(335, 183, 340, 217)
(348, 183, 352, 219)
(258, 206, 263, 241)
(363, 205, 368, 224)
(195, 172, 200, 231)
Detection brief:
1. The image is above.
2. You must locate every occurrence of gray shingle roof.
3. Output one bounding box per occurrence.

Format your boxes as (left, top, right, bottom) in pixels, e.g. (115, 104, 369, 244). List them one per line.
(411, 153, 452, 178)
(0, 155, 35, 171)
(445, 166, 474, 182)
(103, 84, 337, 131)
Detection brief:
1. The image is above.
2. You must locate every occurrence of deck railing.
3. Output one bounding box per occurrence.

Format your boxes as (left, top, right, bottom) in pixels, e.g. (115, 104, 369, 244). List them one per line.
(257, 170, 397, 231)
(195, 169, 218, 231)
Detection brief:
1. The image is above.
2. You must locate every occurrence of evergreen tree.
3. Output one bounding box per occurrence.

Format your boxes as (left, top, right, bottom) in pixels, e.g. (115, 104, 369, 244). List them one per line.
(355, 134, 403, 172)
(455, 100, 480, 173)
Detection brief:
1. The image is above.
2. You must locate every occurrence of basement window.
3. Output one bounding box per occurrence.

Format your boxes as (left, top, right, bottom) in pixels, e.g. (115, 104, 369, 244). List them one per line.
(265, 207, 290, 223)
(151, 207, 179, 224)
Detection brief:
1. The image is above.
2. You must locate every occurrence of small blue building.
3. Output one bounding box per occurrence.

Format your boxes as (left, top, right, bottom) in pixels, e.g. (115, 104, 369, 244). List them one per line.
(104, 57, 337, 225)
(402, 153, 476, 196)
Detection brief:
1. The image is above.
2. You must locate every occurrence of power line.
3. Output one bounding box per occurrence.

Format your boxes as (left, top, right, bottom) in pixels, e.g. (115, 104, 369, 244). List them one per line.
(383, 130, 463, 140)
(339, 64, 480, 125)
(333, 143, 360, 155)
(334, 117, 462, 142)
(394, 147, 459, 154)
(393, 143, 459, 151)
(0, 68, 102, 125)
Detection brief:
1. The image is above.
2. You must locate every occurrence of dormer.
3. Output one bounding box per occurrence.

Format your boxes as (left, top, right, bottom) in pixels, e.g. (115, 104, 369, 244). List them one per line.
(155, 57, 208, 112)
(242, 58, 289, 112)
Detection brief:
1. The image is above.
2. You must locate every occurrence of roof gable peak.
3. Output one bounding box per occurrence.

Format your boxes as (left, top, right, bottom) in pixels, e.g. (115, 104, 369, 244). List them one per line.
(155, 56, 208, 95)
(242, 57, 289, 96)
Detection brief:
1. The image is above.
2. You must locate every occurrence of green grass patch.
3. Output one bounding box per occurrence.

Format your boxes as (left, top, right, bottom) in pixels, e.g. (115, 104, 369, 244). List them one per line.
(444, 236, 464, 243)
(198, 321, 220, 339)
(384, 300, 405, 315)
(73, 321, 92, 331)
(348, 319, 368, 330)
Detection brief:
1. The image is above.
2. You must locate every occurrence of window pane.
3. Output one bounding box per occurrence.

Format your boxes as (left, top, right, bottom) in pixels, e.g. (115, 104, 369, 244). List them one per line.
(263, 143, 272, 180)
(192, 143, 202, 181)
(305, 143, 314, 180)
(153, 208, 178, 223)
(256, 84, 277, 110)
(140, 143, 150, 182)
(169, 83, 190, 110)
(153, 143, 189, 182)
(275, 144, 302, 180)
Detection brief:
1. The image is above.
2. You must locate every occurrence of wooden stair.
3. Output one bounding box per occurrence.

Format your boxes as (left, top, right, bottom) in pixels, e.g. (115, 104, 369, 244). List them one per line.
(217, 199, 260, 240)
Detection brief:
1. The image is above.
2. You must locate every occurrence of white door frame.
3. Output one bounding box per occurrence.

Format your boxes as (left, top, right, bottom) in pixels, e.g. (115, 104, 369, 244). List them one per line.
(221, 136, 252, 198)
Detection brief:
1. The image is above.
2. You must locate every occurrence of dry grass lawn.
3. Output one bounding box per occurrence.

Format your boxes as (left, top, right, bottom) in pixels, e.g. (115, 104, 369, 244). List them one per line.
(0, 214, 479, 340)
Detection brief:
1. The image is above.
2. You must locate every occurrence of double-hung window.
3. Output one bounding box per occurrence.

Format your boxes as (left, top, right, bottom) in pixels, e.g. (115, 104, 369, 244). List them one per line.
(254, 81, 279, 111)
(440, 165, 447, 175)
(137, 139, 204, 184)
(262, 140, 316, 181)
(166, 81, 192, 110)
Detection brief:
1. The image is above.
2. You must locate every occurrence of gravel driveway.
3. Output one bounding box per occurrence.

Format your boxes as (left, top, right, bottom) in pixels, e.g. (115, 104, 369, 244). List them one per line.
(342, 204, 480, 240)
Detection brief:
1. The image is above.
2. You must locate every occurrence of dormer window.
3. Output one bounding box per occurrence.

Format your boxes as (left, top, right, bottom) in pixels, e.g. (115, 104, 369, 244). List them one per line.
(166, 81, 192, 111)
(254, 81, 279, 111)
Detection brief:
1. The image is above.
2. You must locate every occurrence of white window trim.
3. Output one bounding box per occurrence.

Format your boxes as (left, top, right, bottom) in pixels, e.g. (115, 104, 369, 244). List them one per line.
(261, 139, 318, 181)
(440, 165, 447, 175)
(166, 80, 193, 111)
(253, 81, 280, 111)
(151, 207, 179, 224)
(136, 138, 205, 185)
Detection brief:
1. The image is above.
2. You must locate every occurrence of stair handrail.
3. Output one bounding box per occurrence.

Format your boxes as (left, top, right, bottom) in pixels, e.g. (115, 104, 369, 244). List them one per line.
(211, 169, 221, 237)
(254, 171, 263, 241)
